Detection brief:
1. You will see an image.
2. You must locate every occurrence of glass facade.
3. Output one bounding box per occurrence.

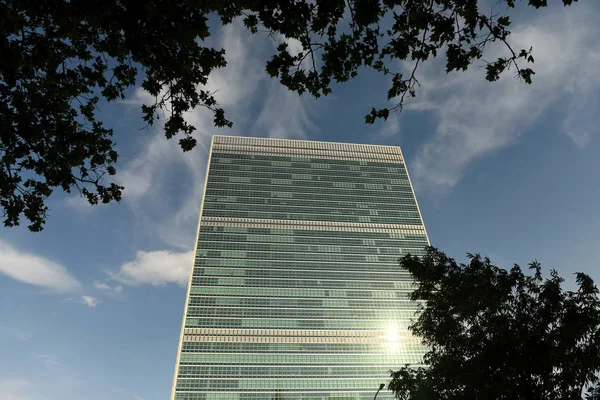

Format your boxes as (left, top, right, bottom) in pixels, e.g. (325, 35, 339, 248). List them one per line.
(171, 136, 430, 400)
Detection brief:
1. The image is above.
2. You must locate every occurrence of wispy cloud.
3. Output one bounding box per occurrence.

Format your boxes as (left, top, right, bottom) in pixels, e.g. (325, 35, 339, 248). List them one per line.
(93, 281, 122, 293)
(115, 128, 174, 201)
(0, 240, 80, 292)
(115, 22, 268, 252)
(62, 294, 104, 307)
(36, 354, 62, 367)
(253, 79, 318, 139)
(252, 34, 319, 140)
(1, 327, 33, 342)
(0, 379, 38, 400)
(111, 250, 192, 287)
(80, 296, 102, 307)
(103, 20, 320, 287)
(204, 25, 266, 109)
(114, 91, 209, 253)
(379, 114, 401, 139)
(110, 18, 320, 251)
(401, 4, 600, 190)
(93, 281, 111, 290)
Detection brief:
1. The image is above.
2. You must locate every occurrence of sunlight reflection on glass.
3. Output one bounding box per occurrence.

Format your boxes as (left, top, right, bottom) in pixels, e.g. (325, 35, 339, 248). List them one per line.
(386, 324, 401, 352)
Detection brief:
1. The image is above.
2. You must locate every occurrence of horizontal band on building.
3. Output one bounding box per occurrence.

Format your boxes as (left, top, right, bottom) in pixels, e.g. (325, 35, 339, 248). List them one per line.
(183, 328, 411, 337)
(213, 135, 402, 154)
(212, 146, 403, 163)
(182, 335, 422, 345)
(200, 217, 425, 232)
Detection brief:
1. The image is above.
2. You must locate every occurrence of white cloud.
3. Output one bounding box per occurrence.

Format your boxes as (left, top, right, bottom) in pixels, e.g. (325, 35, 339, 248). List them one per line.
(1, 327, 33, 342)
(252, 34, 319, 140)
(401, 4, 600, 190)
(92, 280, 124, 297)
(281, 35, 313, 70)
(113, 101, 207, 251)
(96, 19, 320, 267)
(114, 22, 269, 252)
(253, 79, 318, 139)
(64, 193, 95, 212)
(117, 22, 264, 197)
(36, 354, 62, 367)
(0, 379, 38, 400)
(81, 296, 102, 307)
(93, 281, 111, 290)
(112, 250, 192, 287)
(379, 114, 401, 138)
(204, 25, 266, 108)
(115, 121, 179, 202)
(0, 240, 80, 292)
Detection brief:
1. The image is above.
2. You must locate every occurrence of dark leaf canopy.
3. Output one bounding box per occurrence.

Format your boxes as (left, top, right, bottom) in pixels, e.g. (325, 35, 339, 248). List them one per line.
(390, 247, 600, 400)
(0, 0, 578, 230)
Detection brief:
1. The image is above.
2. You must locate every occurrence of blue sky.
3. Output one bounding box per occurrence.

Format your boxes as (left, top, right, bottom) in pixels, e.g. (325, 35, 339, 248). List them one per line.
(1, 2, 599, 399)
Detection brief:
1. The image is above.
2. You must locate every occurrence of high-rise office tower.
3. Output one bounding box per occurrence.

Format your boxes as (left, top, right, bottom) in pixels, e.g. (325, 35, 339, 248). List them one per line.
(171, 135, 430, 400)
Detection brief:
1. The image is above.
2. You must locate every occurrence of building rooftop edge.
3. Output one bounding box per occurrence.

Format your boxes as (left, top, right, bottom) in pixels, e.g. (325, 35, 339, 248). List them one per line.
(212, 134, 403, 150)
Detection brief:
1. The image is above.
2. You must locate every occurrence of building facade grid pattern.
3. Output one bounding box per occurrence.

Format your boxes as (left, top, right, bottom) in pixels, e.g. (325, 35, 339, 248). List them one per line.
(171, 136, 430, 400)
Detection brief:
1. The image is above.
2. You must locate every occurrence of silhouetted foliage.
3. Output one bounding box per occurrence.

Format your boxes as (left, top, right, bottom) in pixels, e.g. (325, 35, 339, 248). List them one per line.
(586, 385, 600, 400)
(390, 247, 600, 399)
(0, 0, 579, 230)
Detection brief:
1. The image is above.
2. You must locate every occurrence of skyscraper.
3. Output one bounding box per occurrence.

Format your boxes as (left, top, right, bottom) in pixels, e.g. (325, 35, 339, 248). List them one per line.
(171, 135, 430, 400)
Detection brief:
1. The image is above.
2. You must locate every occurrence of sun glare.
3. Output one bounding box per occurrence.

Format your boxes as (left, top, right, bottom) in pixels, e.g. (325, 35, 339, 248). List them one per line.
(386, 325, 400, 343)
(385, 324, 402, 352)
